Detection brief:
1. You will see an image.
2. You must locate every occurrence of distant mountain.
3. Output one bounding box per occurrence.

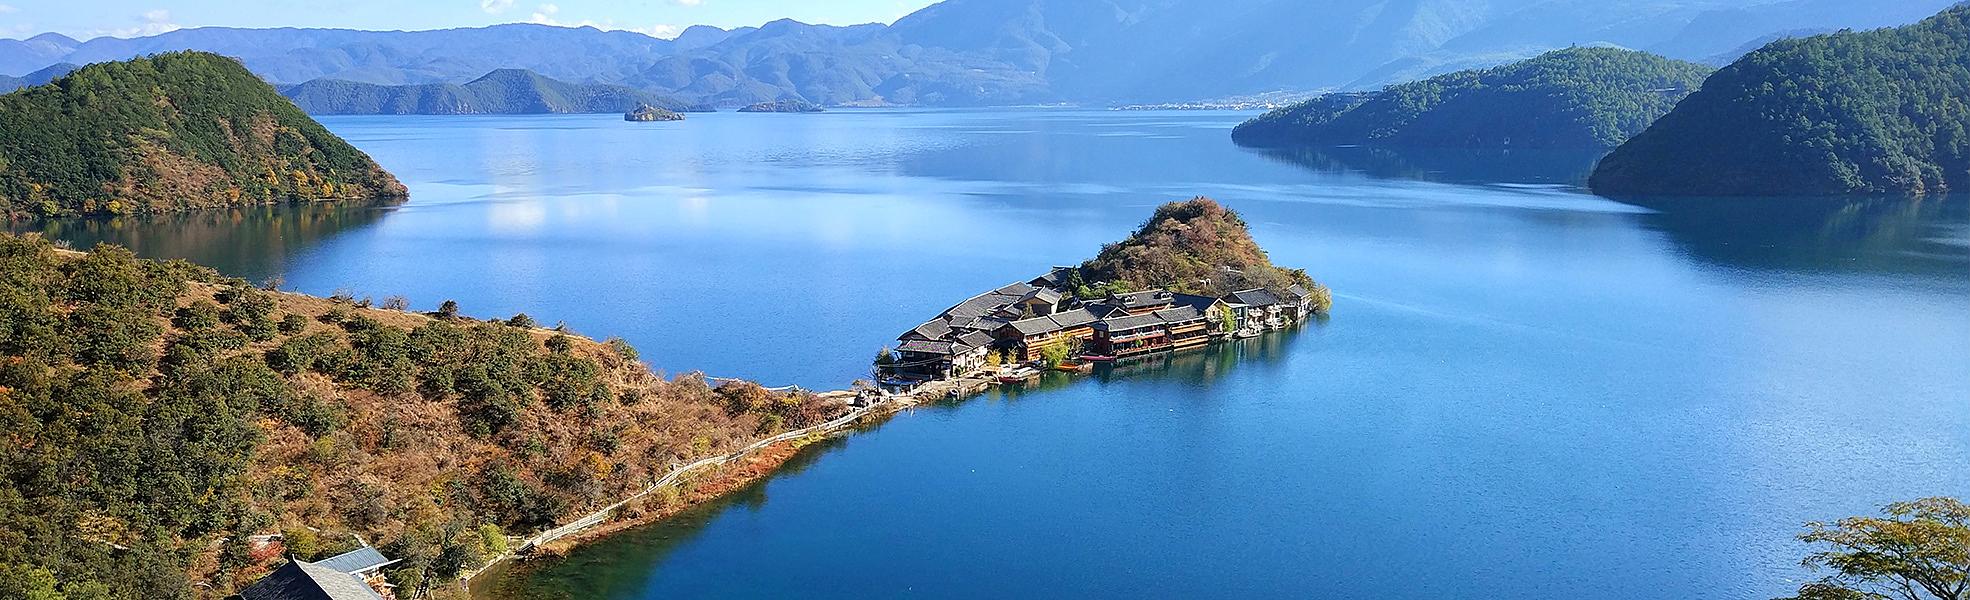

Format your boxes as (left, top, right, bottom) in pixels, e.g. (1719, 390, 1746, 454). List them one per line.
(0, 33, 76, 75)
(1646, 0, 1962, 60)
(0, 52, 404, 217)
(1591, 6, 1970, 197)
(1232, 48, 1713, 150)
(282, 68, 711, 115)
(0, 61, 77, 91)
(0, 0, 1960, 105)
(6, 24, 675, 84)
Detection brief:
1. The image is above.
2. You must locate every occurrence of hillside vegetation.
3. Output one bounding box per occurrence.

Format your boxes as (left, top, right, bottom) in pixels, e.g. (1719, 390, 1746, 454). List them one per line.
(1591, 6, 1970, 197)
(1077, 197, 1321, 303)
(283, 69, 714, 115)
(1233, 48, 1713, 150)
(0, 52, 404, 217)
(0, 235, 840, 598)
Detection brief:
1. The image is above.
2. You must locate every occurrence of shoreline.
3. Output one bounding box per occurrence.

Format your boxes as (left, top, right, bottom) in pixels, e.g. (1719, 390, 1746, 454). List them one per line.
(460, 376, 992, 594)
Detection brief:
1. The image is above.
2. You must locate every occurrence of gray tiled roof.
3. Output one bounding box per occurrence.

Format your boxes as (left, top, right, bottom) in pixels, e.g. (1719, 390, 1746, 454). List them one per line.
(1006, 316, 1065, 336)
(898, 340, 956, 355)
(1085, 303, 1129, 319)
(1111, 289, 1175, 308)
(956, 331, 997, 349)
(1153, 306, 1205, 323)
(901, 319, 951, 341)
(314, 546, 391, 574)
(239, 560, 385, 600)
(1048, 308, 1096, 329)
(1171, 293, 1223, 312)
(995, 282, 1037, 296)
(1285, 284, 1310, 300)
(1096, 313, 1164, 332)
(1227, 288, 1281, 307)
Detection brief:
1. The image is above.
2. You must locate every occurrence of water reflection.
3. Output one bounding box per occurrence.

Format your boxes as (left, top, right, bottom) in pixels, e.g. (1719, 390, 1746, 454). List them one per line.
(482, 335, 1297, 599)
(1237, 144, 1603, 187)
(1627, 194, 1970, 280)
(8, 201, 400, 283)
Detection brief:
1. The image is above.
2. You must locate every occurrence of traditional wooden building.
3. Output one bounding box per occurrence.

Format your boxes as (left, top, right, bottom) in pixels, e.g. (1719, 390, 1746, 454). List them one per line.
(995, 308, 1097, 361)
(1225, 288, 1287, 331)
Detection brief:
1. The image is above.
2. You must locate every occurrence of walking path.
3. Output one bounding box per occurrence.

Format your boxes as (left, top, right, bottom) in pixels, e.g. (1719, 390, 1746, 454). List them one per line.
(461, 376, 991, 585)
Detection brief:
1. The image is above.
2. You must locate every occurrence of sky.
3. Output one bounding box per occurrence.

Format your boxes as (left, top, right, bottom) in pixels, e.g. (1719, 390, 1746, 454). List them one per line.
(0, 0, 942, 40)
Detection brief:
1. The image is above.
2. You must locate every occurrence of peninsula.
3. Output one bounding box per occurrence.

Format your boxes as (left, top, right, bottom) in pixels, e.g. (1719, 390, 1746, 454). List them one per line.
(880, 197, 1330, 383)
(0, 52, 405, 217)
(1232, 47, 1713, 150)
(0, 234, 847, 599)
(738, 99, 825, 113)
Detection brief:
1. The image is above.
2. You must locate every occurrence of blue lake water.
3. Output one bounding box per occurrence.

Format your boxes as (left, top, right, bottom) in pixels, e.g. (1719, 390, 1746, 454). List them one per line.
(21, 110, 1970, 599)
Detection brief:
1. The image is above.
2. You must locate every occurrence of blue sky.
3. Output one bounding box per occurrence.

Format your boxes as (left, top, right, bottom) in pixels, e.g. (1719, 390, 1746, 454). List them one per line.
(0, 0, 941, 40)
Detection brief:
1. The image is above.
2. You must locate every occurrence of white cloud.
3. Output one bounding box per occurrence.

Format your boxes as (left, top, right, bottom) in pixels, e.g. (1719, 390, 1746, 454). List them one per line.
(526, 3, 560, 23)
(671, 0, 703, 6)
(0, 5, 18, 14)
(109, 9, 180, 38)
(522, 4, 679, 39)
(480, 0, 515, 14)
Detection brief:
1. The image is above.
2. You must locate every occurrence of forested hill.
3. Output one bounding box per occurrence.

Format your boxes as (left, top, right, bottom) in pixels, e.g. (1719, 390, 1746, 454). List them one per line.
(0, 235, 841, 598)
(1231, 48, 1714, 150)
(1590, 6, 1970, 197)
(283, 69, 714, 115)
(0, 52, 404, 217)
(1077, 197, 1326, 308)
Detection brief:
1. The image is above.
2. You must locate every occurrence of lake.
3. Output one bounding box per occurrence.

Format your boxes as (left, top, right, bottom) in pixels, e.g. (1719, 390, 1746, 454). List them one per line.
(20, 110, 1969, 599)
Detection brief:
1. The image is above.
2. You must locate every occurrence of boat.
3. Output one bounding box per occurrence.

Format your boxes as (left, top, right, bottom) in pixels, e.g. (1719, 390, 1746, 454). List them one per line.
(1054, 361, 1094, 373)
(1079, 355, 1117, 363)
(996, 366, 1042, 383)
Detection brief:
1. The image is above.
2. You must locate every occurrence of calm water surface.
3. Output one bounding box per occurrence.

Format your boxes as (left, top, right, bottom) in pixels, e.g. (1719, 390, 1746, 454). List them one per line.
(21, 110, 1969, 599)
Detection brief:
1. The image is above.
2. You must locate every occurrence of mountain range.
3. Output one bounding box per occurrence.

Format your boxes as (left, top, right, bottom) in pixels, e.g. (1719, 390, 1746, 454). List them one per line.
(0, 0, 1961, 106)
(281, 69, 713, 115)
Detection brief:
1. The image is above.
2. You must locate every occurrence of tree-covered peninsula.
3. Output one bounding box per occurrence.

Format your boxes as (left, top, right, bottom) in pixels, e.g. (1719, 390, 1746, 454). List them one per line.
(1077, 197, 1328, 311)
(1232, 47, 1713, 150)
(283, 68, 715, 116)
(0, 52, 405, 218)
(1590, 6, 1970, 197)
(738, 99, 825, 113)
(0, 235, 841, 598)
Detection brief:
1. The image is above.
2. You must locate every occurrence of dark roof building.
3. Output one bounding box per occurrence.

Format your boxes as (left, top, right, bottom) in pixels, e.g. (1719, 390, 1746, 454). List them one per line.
(238, 560, 385, 600)
(1226, 288, 1282, 308)
(1109, 289, 1176, 311)
(1027, 266, 1077, 289)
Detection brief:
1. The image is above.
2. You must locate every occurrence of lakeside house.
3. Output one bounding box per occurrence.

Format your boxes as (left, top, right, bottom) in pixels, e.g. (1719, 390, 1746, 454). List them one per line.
(237, 545, 398, 600)
(880, 269, 1315, 383)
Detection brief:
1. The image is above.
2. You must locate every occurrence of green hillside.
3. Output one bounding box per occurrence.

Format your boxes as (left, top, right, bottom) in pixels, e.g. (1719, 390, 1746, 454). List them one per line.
(1591, 6, 1970, 196)
(0, 52, 404, 217)
(0, 235, 835, 598)
(1232, 47, 1713, 150)
(283, 69, 715, 115)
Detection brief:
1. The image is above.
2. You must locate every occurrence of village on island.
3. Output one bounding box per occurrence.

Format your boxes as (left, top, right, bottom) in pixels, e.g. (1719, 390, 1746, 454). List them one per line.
(876, 265, 1323, 387)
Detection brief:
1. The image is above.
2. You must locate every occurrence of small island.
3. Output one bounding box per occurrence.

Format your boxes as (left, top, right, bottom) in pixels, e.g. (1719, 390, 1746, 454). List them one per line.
(878, 197, 1330, 384)
(624, 104, 685, 122)
(738, 99, 825, 113)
